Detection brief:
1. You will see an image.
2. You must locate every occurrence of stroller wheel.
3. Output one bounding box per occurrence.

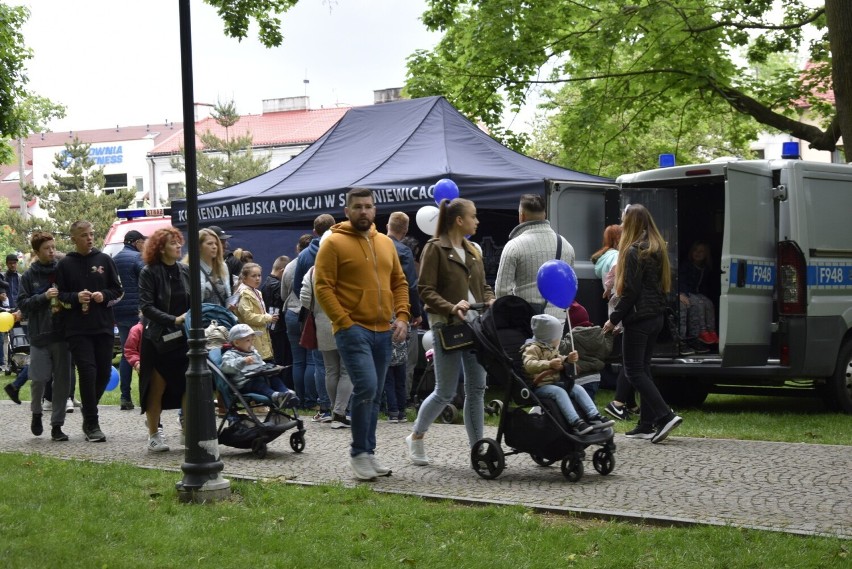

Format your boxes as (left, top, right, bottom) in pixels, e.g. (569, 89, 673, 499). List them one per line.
(530, 454, 555, 467)
(440, 404, 458, 424)
(486, 399, 503, 416)
(592, 448, 616, 475)
(561, 456, 584, 482)
(471, 438, 504, 480)
(289, 431, 306, 453)
(251, 438, 268, 459)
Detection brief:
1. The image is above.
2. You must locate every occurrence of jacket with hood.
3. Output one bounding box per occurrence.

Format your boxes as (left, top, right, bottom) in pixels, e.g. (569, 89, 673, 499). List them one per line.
(609, 242, 668, 326)
(56, 248, 123, 336)
(17, 260, 64, 347)
(314, 221, 410, 334)
(293, 235, 320, 298)
(112, 243, 145, 326)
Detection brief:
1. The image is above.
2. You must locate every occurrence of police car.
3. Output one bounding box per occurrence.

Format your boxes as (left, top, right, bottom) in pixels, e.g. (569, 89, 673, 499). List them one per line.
(549, 153, 852, 412)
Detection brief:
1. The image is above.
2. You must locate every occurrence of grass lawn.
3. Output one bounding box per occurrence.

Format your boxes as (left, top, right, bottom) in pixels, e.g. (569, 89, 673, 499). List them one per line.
(0, 453, 849, 569)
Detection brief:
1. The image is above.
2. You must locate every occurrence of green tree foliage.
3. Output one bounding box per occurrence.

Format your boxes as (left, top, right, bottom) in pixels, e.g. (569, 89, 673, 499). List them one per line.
(25, 138, 134, 245)
(170, 100, 271, 194)
(203, 0, 301, 47)
(0, 198, 42, 255)
(0, 5, 65, 164)
(406, 0, 849, 160)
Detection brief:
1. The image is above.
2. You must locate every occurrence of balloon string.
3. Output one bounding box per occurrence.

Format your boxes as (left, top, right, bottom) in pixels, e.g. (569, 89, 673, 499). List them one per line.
(565, 309, 577, 376)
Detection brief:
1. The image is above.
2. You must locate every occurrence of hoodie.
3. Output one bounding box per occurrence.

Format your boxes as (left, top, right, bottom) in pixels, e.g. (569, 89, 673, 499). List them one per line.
(314, 221, 410, 334)
(56, 248, 123, 336)
(17, 260, 64, 347)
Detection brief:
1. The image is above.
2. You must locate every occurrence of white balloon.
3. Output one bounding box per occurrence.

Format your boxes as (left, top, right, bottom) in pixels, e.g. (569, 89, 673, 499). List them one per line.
(421, 330, 434, 351)
(415, 205, 440, 236)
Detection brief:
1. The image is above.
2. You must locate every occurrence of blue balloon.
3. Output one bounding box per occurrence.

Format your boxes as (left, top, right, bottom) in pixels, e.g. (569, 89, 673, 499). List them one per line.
(434, 178, 460, 204)
(106, 366, 120, 391)
(536, 260, 578, 310)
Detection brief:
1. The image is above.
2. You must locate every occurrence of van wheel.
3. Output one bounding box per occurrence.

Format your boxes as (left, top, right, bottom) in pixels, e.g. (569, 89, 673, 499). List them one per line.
(829, 340, 852, 414)
(655, 378, 709, 408)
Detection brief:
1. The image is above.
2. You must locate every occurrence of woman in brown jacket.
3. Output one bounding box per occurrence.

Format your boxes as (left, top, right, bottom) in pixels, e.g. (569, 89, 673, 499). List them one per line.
(406, 198, 495, 466)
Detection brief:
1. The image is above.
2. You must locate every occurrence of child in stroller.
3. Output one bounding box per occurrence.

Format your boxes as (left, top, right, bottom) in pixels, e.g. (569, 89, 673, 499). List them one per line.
(520, 314, 614, 435)
(467, 296, 616, 482)
(211, 322, 306, 458)
(221, 324, 299, 409)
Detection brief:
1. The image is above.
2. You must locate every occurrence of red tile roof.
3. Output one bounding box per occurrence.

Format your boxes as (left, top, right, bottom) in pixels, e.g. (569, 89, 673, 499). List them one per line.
(148, 107, 349, 156)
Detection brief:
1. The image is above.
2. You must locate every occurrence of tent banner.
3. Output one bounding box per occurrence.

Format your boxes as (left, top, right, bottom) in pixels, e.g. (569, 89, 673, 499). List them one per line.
(173, 185, 440, 227)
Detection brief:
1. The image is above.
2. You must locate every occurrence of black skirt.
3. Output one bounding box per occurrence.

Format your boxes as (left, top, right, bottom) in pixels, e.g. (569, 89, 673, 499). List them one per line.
(139, 337, 189, 412)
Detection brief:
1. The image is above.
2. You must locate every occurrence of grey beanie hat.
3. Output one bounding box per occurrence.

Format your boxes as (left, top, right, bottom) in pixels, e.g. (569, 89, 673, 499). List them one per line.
(531, 314, 563, 343)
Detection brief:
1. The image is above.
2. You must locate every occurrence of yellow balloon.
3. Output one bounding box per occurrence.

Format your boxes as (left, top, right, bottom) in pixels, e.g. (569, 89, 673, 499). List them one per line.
(0, 312, 14, 332)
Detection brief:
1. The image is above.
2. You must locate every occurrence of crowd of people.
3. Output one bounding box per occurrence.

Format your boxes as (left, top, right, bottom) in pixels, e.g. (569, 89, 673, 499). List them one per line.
(3, 190, 690, 479)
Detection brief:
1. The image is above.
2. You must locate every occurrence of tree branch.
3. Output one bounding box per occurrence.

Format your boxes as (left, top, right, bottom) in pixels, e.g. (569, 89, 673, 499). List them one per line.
(685, 7, 825, 34)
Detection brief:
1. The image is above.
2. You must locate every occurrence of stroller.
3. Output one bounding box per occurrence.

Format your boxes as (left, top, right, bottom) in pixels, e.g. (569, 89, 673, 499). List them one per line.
(6, 323, 29, 376)
(195, 303, 306, 459)
(466, 296, 616, 482)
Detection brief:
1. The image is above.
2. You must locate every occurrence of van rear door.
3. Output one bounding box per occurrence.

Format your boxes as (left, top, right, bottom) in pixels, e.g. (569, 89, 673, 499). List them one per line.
(720, 162, 775, 366)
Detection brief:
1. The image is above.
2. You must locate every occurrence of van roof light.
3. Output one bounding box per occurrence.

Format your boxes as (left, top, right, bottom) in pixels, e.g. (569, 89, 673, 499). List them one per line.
(116, 208, 171, 220)
(781, 141, 801, 159)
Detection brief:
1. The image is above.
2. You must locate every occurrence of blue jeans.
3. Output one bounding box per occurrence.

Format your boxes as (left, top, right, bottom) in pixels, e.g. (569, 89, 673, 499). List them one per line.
(285, 310, 317, 407)
(622, 315, 671, 427)
(383, 364, 407, 414)
(535, 383, 598, 424)
(334, 325, 391, 457)
(311, 349, 330, 411)
(413, 324, 486, 447)
(117, 323, 133, 401)
(240, 375, 288, 400)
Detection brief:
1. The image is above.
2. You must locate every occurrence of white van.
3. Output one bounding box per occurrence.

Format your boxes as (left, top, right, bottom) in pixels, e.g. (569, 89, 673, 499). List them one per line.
(549, 158, 852, 412)
(103, 208, 173, 257)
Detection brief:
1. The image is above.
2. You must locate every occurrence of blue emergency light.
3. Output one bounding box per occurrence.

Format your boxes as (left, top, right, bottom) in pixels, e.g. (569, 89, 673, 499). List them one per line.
(781, 141, 801, 159)
(659, 153, 675, 168)
(116, 208, 171, 220)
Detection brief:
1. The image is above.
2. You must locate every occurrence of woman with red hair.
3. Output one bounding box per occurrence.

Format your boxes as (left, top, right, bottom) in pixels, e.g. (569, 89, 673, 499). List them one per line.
(138, 227, 190, 453)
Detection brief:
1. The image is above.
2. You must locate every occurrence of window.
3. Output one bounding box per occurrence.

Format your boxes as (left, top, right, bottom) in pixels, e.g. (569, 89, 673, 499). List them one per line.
(104, 173, 128, 195)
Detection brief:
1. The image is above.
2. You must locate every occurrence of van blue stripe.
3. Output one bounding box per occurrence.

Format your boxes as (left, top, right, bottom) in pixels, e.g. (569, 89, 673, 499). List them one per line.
(807, 264, 852, 287)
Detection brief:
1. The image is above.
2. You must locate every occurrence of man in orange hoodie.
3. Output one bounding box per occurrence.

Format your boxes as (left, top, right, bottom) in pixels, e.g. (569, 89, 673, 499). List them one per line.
(315, 187, 410, 481)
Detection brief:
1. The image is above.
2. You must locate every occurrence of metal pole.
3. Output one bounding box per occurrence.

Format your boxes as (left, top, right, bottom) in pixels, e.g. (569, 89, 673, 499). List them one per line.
(175, 0, 230, 503)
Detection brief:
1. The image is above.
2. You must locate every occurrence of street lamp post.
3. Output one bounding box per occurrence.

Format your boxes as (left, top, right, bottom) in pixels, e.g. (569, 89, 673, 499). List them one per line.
(175, 0, 230, 503)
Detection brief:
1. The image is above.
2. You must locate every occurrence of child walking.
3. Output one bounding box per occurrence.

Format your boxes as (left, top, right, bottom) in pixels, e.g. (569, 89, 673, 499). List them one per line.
(220, 324, 299, 408)
(521, 314, 613, 434)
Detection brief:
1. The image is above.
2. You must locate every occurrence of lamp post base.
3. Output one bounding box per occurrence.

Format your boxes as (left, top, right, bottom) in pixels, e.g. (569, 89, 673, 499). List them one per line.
(176, 475, 231, 504)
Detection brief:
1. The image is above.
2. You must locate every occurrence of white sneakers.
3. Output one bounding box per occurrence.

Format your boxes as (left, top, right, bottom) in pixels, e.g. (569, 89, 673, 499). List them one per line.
(350, 453, 393, 480)
(65, 398, 74, 412)
(405, 433, 431, 466)
(147, 432, 170, 453)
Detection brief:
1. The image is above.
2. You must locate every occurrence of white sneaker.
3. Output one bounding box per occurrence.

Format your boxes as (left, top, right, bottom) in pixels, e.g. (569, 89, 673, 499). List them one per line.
(405, 433, 430, 466)
(369, 454, 392, 476)
(72, 398, 81, 408)
(65, 398, 74, 413)
(147, 432, 170, 453)
(43, 400, 53, 412)
(350, 453, 378, 480)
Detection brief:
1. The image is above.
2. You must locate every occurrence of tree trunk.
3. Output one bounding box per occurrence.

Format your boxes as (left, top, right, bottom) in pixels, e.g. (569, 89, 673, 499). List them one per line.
(826, 0, 851, 161)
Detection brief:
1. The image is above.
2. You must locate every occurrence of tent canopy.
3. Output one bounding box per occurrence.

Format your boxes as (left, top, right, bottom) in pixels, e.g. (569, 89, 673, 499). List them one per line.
(172, 96, 611, 228)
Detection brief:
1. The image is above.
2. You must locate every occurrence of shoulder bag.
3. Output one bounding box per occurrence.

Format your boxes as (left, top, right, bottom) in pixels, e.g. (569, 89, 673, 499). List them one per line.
(298, 268, 318, 350)
(436, 317, 474, 351)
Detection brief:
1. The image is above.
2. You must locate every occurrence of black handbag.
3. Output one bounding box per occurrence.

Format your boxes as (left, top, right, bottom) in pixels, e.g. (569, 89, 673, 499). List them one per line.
(144, 320, 186, 354)
(436, 319, 474, 351)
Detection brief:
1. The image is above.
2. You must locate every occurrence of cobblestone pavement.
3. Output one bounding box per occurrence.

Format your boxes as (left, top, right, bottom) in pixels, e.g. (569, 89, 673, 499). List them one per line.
(2, 401, 850, 538)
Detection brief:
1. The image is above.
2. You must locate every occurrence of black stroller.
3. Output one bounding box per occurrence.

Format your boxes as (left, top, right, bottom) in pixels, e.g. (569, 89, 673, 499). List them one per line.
(195, 303, 306, 459)
(6, 323, 29, 376)
(466, 296, 616, 482)
(209, 362, 306, 458)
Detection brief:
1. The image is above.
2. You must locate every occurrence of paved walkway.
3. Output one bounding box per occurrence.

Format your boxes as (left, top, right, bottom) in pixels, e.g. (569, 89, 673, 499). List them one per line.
(1, 401, 850, 539)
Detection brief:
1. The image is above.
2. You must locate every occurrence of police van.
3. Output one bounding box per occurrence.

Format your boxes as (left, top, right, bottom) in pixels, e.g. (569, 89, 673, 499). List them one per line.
(550, 157, 852, 413)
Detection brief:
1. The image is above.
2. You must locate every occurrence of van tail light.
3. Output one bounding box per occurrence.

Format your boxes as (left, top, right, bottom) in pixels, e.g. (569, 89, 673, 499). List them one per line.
(777, 240, 806, 315)
(780, 344, 790, 366)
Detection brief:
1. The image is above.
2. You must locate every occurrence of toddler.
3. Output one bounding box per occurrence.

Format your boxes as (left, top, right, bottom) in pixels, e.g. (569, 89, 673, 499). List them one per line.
(521, 314, 613, 435)
(221, 324, 299, 408)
